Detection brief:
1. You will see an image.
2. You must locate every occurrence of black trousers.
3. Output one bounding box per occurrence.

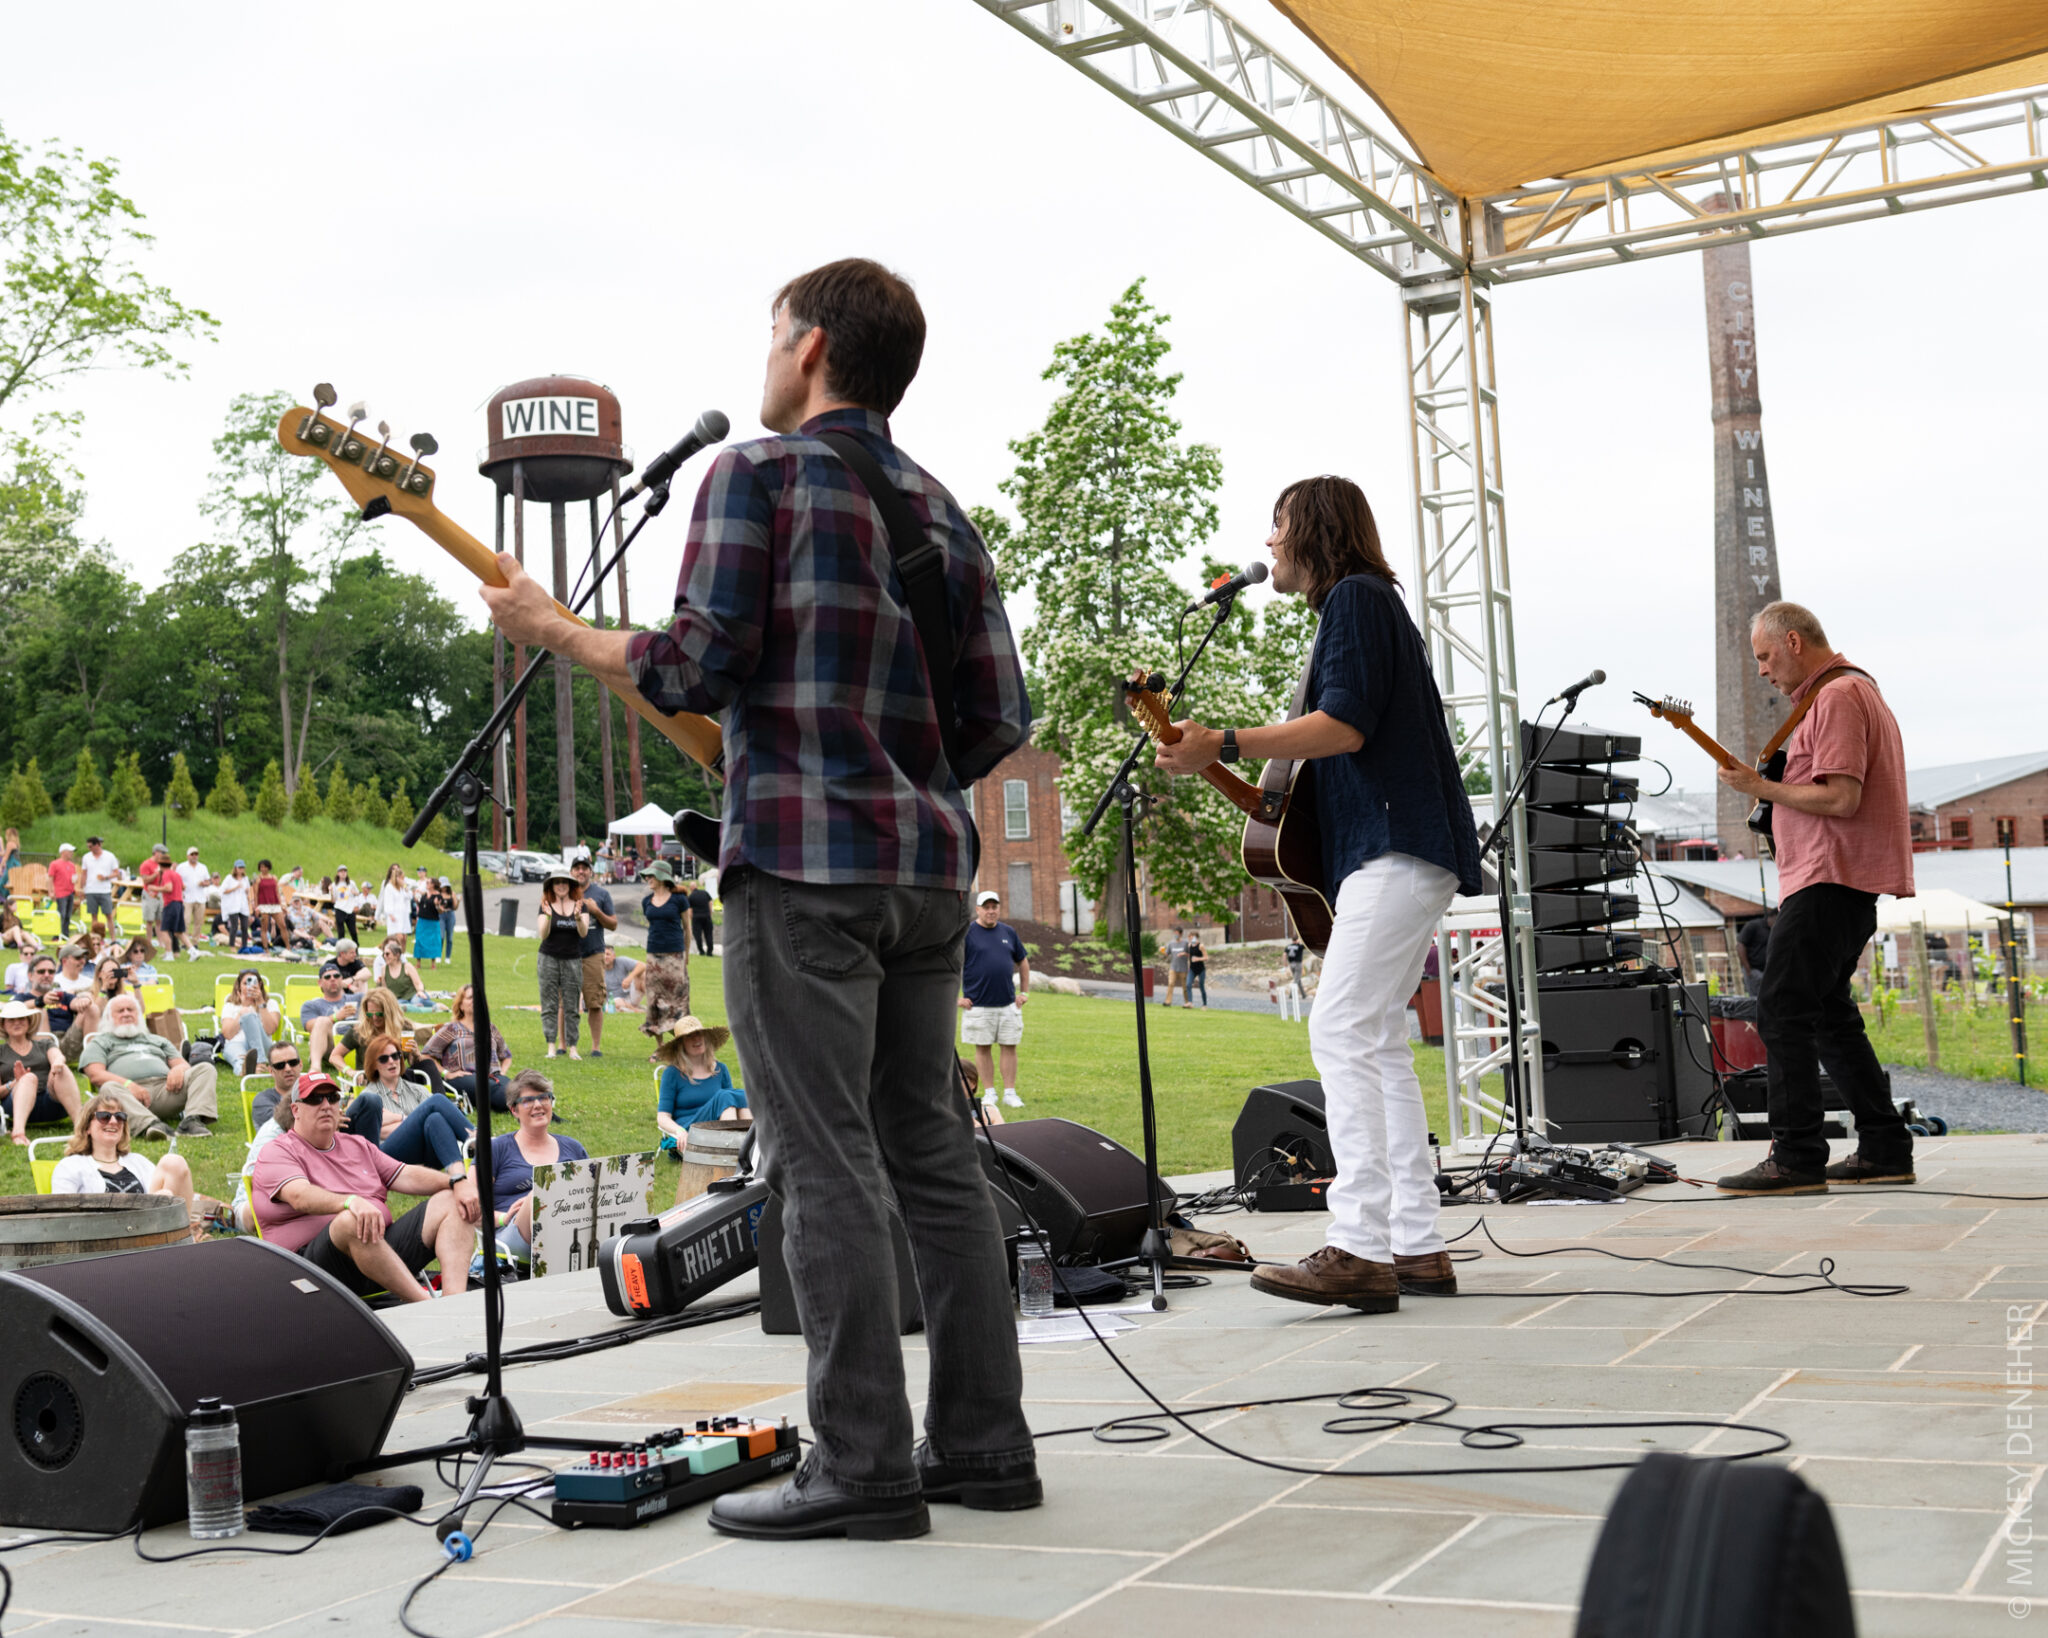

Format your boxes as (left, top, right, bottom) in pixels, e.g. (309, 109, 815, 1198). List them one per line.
(1757, 882, 1908, 1172)
(693, 912, 714, 956)
(334, 908, 358, 943)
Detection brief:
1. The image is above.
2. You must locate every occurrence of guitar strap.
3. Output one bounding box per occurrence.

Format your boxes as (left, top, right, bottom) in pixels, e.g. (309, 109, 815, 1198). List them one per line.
(1255, 635, 1320, 823)
(1757, 664, 1869, 764)
(817, 432, 960, 774)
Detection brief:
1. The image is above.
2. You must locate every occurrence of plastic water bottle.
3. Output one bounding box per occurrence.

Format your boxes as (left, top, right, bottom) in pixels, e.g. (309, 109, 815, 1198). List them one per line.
(185, 1398, 244, 1539)
(1015, 1241, 1055, 1319)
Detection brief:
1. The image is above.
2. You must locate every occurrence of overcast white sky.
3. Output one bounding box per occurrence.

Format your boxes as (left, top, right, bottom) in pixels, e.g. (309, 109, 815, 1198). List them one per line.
(3, 0, 2041, 797)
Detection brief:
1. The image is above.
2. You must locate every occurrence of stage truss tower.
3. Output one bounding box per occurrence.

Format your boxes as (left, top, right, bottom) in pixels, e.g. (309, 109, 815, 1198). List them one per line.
(975, 0, 2048, 1147)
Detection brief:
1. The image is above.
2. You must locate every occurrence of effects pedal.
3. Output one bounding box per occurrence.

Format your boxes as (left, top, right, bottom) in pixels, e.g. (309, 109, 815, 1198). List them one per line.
(1253, 1176, 1333, 1212)
(550, 1417, 800, 1528)
(1495, 1143, 1669, 1203)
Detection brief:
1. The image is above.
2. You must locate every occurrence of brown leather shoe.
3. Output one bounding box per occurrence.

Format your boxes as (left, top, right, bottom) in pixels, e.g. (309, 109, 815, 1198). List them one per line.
(1249, 1245, 1399, 1313)
(1393, 1251, 1456, 1295)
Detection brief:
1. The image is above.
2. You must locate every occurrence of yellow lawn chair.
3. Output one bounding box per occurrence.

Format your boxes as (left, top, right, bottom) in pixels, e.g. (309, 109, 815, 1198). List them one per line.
(30, 1136, 65, 1193)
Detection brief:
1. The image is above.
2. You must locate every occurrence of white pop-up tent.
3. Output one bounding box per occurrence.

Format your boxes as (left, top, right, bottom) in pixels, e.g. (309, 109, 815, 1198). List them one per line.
(606, 802, 673, 837)
(1875, 888, 2009, 932)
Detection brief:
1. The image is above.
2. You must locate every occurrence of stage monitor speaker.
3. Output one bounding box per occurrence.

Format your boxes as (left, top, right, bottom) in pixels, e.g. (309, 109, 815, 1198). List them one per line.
(1527, 767, 1639, 808)
(756, 1192, 922, 1337)
(1529, 849, 1637, 890)
(1230, 1079, 1333, 1190)
(975, 1118, 1170, 1264)
(1522, 721, 1642, 764)
(0, 1237, 412, 1532)
(1525, 809, 1632, 850)
(1538, 980, 1713, 1143)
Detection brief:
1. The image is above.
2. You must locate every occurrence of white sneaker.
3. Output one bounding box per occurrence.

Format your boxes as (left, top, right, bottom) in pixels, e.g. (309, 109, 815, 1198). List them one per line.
(1002, 1088, 1023, 1108)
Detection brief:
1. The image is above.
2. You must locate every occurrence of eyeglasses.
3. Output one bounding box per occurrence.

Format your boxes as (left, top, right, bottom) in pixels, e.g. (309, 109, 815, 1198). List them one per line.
(273, 1057, 301, 1071)
(91, 1110, 127, 1126)
(31, 967, 53, 976)
(376, 1051, 401, 1064)
(299, 1090, 342, 1106)
(516, 1094, 556, 1106)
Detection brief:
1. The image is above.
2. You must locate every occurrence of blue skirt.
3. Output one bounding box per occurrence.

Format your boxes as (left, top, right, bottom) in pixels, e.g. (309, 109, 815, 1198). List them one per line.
(414, 918, 445, 960)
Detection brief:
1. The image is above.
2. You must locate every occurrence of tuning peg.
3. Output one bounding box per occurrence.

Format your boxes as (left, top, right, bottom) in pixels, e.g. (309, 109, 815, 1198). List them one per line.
(365, 419, 399, 480)
(336, 401, 369, 463)
(298, 382, 341, 444)
(398, 431, 439, 496)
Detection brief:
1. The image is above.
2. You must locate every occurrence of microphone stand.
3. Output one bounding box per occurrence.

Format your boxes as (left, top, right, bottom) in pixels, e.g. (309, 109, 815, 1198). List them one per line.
(1072, 594, 1242, 1311)
(356, 485, 675, 1534)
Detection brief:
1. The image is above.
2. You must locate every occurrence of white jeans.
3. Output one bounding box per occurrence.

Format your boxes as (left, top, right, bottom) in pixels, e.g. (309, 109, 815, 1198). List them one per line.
(1309, 852, 1459, 1263)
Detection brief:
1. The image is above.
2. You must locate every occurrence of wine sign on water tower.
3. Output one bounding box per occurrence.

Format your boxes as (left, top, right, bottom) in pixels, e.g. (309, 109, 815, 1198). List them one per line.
(479, 375, 643, 851)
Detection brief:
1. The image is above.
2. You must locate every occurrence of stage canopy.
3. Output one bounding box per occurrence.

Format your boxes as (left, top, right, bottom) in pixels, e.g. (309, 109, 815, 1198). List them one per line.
(1272, 1, 2048, 196)
(607, 801, 673, 836)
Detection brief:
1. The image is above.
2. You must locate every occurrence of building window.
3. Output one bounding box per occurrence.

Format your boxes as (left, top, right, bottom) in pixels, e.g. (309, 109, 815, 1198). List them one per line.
(1004, 779, 1030, 840)
(1997, 817, 2018, 847)
(1006, 860, 1033, 920)
(1950, 816, 1972, 844)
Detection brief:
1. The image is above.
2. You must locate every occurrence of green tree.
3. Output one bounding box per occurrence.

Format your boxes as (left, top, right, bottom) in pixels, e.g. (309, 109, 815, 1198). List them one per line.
(356, 775, 389, 829)
(972, 279, 1301, 928)
(254, 758, 287, 826)
(104, 752, 139, 825)
(289, 772, 323, 824)
(62, 748, 104, 813)
(21, 756, 52, 818)
(205, 752, 246, 817)
(324, 762, 356, 824)
(420, 809, 451, 853)
(0, 767, 35, 834)
(386, 779, 414, 835)
(123, 750, 151, 808)
(164, 752, 200, 818)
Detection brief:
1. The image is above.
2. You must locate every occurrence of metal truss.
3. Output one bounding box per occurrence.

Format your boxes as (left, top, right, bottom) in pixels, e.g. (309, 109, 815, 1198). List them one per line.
(973, 0, 1462, 283)
(1481, 87, 2048, 279)
(1401, 275, 1543, 1145)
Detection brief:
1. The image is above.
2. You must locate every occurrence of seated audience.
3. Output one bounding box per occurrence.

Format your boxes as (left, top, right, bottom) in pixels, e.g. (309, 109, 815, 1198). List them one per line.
(371, 936, 432, 1011)
(603, 949, 641, 1011)
(2, 997, 82, 1141)
(250, 1072, 478, 1302)
(330, 938, 370, 991)
(357, 1030, 473, 1173)
(331, 989, 446, 1097)
(300, 962, 361, 1072)
(234, 1041, 380, 1232)
(218, 968, 283, 1074)
(486, 1070, 587, 1264)
(957, 1054, 1003, 1126)
(50, 1092, 195, 1204)
(79, 992, 219, 1140)
(654, 1015, 747, 1155)
(421, 985, 512, 1112)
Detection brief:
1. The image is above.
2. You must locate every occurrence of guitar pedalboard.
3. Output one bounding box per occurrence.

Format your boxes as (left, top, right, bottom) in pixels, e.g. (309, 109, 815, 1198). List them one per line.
(550, 1417, 800, 1528)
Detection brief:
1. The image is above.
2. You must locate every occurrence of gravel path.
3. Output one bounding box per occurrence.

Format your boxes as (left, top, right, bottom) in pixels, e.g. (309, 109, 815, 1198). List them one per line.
(1881, 1065, 2048, 1133)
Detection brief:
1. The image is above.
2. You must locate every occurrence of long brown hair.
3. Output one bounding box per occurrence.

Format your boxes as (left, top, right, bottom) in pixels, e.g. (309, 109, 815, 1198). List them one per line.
(356, 987, 408, 1051)
(1273, 475, 1398, 609)
(363, 1032, 409, 1080)
(65, 1092, 132, 1159)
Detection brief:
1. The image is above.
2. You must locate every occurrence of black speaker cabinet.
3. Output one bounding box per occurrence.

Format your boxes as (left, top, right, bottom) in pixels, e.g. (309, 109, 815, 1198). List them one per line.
(975, 1118, 1170, 1264)
(756, 1192, 923, 1337)
(0, 1237, 412, 1532)
(1538, 981, 1714, 1144)
(1231, 1079, 1334, 1189)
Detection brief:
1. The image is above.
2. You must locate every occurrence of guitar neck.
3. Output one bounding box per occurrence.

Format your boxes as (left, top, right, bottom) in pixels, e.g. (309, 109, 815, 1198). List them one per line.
(1200, 763, 1269, 820)
(1670, 718, 1742, 770)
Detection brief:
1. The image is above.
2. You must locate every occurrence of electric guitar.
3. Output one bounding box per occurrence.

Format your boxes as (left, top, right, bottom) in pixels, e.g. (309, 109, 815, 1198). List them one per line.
(275, 392, 724, 776)
(1124, 671, 1333, 953)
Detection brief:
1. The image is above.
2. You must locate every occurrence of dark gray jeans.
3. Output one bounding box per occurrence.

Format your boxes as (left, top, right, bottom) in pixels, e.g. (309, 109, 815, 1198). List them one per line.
(724, 867, 1032, 1498)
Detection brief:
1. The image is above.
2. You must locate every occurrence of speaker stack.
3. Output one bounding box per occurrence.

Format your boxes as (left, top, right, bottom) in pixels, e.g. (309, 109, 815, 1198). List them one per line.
(1520, 720, 1644, 976)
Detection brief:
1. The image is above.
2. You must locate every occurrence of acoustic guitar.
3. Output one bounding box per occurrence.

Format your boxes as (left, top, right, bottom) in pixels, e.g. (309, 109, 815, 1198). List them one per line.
(1124, 672, 1333, 953)
(274, 394, 724, 776)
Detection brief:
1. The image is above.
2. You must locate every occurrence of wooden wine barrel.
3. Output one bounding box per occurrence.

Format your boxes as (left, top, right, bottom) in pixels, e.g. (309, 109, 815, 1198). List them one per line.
(0, 1195, 191, 1270)
(675, 1119, 752, 1203)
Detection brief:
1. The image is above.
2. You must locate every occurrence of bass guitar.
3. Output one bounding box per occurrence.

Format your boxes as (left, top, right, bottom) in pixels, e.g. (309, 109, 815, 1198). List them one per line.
(1124, 672, 1333, 954)
(275, 392, 723, 775)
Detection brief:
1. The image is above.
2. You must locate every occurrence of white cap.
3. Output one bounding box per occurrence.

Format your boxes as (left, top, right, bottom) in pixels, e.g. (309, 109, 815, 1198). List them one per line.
(58, 842, 74, 853)
(976, 890, 1000, 905)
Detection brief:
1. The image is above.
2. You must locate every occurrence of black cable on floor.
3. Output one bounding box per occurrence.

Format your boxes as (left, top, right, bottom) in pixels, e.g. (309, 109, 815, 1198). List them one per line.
(409, 1296, 760, 1387)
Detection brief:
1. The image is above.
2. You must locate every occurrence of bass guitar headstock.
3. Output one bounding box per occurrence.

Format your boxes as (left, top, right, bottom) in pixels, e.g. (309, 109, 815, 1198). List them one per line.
(275, 382, 443, 524)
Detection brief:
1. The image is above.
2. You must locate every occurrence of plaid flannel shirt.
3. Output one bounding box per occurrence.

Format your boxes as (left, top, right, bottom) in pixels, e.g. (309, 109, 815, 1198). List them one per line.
(626, 408, 1030, 888)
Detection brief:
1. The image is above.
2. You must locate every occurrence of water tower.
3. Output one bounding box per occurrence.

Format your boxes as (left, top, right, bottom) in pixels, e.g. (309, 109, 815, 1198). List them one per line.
(479, 375, 646, 852)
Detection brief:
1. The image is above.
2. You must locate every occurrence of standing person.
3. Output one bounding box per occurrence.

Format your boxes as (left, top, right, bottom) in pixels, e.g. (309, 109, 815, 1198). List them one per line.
(330, 866, 363, 946)
(413, 878, 447, 966)
(254, 861, 286, 950)
(219, 862, 252, 949)
(1713, 602, 1915, 1193)
(79, 837, 121, 929)
(174, 847, 212, 904)
(635, 861, 691, 1040)
(958, 891, 1028, 1114)
(139, 843, 170, 936)
(1277, 935, 1308, 1022)
(1738, 914, 1773, 998)
(1187, 930, 1208, 1007)
(480, 258, 1038, 1540)
(437, 877, 458, 966)
(155, 854, 196, 961)
(688, 877, 715, 956)
(533, 869, 588, 1061)
(49, 843, 78, 939)
(571, 854, 617, 1058)
(0, 827, 19, 902)
(1154, 474, 1483, 1315)
(377, 865, 414, 947)
(1164, 925, 1191, 1007)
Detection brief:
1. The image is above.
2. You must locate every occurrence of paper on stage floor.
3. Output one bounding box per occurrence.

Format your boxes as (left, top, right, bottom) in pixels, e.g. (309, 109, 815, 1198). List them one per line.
(1016, 1312, 1139, 1344)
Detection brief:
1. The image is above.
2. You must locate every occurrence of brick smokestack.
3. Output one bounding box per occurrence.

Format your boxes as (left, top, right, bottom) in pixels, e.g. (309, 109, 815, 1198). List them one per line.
(1703, 196, 1787, 854)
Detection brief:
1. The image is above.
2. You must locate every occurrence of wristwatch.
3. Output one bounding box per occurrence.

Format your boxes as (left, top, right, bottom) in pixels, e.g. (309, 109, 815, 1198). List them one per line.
(1218, 728, 1241, 765)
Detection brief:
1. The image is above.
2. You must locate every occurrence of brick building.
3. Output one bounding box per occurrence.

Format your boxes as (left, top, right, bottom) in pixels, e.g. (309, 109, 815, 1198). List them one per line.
(1908, 752, 2048, 851)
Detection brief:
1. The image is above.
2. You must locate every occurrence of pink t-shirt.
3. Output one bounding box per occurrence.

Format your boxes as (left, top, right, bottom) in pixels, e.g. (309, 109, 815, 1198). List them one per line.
(1773, 659, 1914, 900)
(251, 1129, 404, 1252)
(49, 857, 76, 897)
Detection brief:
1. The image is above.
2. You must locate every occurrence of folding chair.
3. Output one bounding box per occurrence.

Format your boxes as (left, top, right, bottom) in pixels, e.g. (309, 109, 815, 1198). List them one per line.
(238, 1072, 274, 1142)
(114, 903, 144, 935)
(29, 1136, 65, 1194)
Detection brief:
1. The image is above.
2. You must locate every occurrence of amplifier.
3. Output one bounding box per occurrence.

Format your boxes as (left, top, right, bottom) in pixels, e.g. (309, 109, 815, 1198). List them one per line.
(1528, 767, 1639, 807)
(1531, 891, 1640, 929)
(1538, 980, 1713, 1143)
(1535, 931, 1644, 972)
(1525, 809, 1633, 849)
(1529, 848, 1637, 889)
(1718, 1066, 1869, 1140)
(1522, 722, 1642, 764)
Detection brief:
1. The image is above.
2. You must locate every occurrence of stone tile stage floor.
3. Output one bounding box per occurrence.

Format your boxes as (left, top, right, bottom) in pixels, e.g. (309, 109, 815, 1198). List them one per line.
(5, 1134, 2043, 1637)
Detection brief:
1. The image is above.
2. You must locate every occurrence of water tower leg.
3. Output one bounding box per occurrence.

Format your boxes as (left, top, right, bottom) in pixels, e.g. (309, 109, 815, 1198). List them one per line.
(513, 462, 529, 851)
(551, 499, 579, 853)
(610, 474, 645, 814)
(590, 496, 617, 833)
(491, 489, 508, 854)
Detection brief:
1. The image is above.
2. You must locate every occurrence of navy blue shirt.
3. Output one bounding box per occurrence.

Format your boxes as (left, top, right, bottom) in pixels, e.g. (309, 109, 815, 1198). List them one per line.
(489, 1132, 590, 1206)
(642, 892, 687, 954)
(579, 884, 615, 958)
(961, 919, 1026, 1008)
(1306, 574, 1484, 897)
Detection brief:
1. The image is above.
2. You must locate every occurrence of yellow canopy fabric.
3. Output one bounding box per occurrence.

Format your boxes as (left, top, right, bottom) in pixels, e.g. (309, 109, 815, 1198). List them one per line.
(1272, 1, 2048, 198)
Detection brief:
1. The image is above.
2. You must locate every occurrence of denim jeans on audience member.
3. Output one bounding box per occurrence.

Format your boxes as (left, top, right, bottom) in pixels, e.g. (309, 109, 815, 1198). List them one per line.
(722, 866, 1032, 1499)
(224, 1012, 272, 1075)
(446, 1072, 510, 1113)
(376, 1092, 473, 1171)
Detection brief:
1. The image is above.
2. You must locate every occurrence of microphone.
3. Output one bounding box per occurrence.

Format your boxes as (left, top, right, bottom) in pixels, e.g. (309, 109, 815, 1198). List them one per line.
(1184, 561, 1268, 612)
(620, 409, 730, 503)
(1548, 668, 1606, 706)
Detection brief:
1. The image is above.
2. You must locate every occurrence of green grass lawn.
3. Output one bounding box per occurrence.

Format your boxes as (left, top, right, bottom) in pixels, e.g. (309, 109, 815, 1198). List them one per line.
(11, 806, 464, 889)
(2, 939, 1461, 1202)
(1865, 996, 2038, 1082)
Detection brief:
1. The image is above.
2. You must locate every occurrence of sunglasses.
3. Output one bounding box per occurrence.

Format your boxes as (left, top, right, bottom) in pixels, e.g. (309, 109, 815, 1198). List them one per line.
(299, 1090, 342, 1106)
(91, 1109, 127, 1125)
(376, 1051, 401, 1064)
(273, 1057, 302, 1070)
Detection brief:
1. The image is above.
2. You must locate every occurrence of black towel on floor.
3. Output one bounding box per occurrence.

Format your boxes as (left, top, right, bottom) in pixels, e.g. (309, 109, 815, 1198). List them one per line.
(246, 1482, 424, 1536)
